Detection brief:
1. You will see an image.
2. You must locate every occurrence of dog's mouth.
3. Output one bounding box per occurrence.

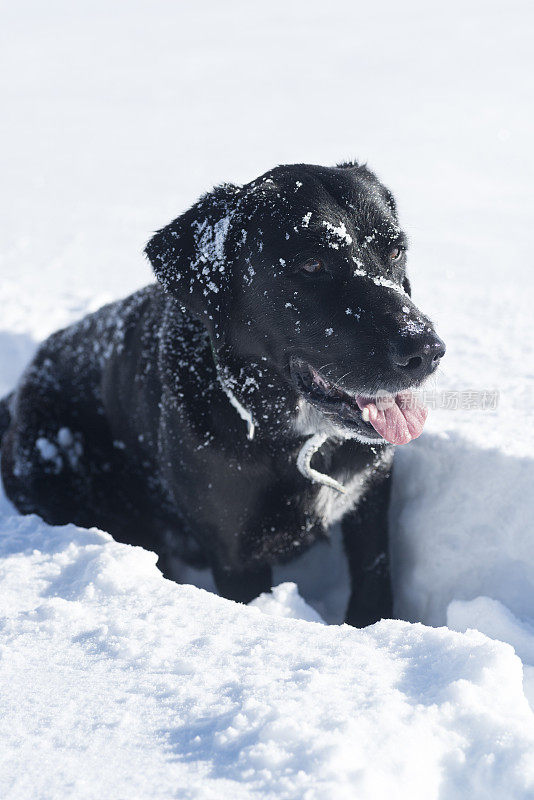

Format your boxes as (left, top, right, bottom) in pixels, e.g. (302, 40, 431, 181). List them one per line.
(290, 360, 428, 445)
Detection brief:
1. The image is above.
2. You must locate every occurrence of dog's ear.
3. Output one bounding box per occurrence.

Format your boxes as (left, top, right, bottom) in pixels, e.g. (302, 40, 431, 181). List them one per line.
(145, 183, 241, 321)
(382, 187, 397, 216)
(336, 159, 360, 169)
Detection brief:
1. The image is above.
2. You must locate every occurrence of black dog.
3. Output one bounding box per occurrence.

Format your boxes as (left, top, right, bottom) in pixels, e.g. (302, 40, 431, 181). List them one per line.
(0, 162, 444, 626)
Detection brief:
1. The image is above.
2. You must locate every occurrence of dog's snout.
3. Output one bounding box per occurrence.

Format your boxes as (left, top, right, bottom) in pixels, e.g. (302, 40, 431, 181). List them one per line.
(390, 332, 446, 378)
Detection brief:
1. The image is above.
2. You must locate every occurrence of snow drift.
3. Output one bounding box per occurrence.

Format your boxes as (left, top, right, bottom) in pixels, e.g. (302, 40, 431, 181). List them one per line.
(1, 492, 534, 800)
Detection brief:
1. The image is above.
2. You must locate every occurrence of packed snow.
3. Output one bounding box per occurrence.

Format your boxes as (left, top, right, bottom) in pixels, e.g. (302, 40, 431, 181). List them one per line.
(2, 500, 534, 799)
(2, 0, 534, 797)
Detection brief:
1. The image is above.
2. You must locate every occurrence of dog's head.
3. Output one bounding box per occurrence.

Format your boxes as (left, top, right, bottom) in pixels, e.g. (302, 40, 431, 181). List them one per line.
(146, 162, 445, 445)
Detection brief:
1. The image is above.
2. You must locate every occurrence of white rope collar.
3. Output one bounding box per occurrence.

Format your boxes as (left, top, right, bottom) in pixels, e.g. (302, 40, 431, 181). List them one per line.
(296, 432, 347, 494)
(214, 351, 345, 490)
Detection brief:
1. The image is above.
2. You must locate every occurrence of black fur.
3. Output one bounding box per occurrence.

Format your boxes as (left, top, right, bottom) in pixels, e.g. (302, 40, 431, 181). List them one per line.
(0, 162, 445, 625)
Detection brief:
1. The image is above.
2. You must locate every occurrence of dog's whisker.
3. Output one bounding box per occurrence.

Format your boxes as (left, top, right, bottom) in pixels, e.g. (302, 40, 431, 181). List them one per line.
(316, 362, 335, 374)
(326, 371, 353, 398)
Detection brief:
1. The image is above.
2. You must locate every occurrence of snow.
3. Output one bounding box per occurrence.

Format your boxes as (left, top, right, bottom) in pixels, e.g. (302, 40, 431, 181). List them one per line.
(249, 581, 326, 623)
(2, 0, 534, 796)
(322, 220, 353, 248)
(218, 378, 257, 441)
(2, 499, 534, 799)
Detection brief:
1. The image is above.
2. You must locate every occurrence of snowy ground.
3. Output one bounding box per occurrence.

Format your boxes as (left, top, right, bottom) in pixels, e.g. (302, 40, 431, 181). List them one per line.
(2, 0, 534, 797)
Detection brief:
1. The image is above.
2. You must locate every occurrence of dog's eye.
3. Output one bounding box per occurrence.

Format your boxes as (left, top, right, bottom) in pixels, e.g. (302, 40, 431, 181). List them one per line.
(300, 258, 324, 274)
(389, 246, 404, 262)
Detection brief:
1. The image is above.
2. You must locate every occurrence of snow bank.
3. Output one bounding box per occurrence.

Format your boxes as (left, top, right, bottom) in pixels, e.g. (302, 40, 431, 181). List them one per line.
(448, 597, 534, 709)
(389, 421, 534, 713)
(390, 431, 534, 628)
(249, 582, 326, 623)
(1, 492, 534, 800)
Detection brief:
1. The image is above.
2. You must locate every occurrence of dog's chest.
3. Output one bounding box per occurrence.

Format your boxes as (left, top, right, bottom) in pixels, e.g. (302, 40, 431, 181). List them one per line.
(311, 469, 369, 527)
(292, 399, 390, 528)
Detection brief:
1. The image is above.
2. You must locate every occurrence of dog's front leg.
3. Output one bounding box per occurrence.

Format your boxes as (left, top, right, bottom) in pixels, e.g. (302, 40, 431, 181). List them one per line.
(211, 561, 272, 605)
(341, 469, 393, 628)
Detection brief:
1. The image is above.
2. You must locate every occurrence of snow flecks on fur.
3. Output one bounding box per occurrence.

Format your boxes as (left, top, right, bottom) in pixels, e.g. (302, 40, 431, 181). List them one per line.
(191, 214, 232, 285)
(35, 428, 84, 474)
(35, 437, 61, 469)
(322, 220, 353, 249)
(371, 274, 407, 294)
(217, 369, 256, 440)
(352, 260, 407, 295)
(400, 317, 427, 336)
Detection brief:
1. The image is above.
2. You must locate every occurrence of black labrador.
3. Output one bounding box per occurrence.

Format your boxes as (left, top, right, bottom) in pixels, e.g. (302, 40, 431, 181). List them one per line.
(0, 161, 445, 626)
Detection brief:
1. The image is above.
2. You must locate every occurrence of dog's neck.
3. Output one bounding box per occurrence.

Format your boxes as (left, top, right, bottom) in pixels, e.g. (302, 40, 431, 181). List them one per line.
(210, 341, 390, 495)
(185, 310, 390, 494)
(210, 343, 297, 443)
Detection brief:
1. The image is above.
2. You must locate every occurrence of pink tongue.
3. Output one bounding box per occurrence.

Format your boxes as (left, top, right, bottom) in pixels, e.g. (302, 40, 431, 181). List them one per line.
(356, 391, 428, 445)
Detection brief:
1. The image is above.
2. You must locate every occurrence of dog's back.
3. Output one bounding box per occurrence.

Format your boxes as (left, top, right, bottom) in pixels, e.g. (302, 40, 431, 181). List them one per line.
(0, 394, 12, 445)
(0, 285, 174, 538)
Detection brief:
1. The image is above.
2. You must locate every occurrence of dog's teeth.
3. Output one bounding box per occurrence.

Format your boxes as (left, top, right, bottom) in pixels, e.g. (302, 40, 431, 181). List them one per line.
(361, 407, 370, 423)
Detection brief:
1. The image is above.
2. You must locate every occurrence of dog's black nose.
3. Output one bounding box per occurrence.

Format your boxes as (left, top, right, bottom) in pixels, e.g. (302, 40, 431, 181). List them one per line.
(390, 332, 446, 377)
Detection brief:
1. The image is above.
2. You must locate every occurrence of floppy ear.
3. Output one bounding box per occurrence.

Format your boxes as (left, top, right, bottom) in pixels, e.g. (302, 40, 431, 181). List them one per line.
(145, 183, 241, 321)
